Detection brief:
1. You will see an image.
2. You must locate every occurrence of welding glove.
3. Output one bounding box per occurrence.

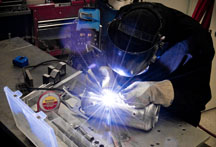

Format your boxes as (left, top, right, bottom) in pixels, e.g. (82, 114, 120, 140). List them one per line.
(121, 80, 174, 108)
(86, 66, 115, 89)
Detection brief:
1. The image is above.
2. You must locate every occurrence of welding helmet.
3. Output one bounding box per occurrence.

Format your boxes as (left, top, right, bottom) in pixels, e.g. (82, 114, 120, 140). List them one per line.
(104, 3, 163, 77)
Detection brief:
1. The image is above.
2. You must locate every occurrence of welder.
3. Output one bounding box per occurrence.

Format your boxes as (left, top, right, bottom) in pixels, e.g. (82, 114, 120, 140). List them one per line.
(87, 2, 214, 126)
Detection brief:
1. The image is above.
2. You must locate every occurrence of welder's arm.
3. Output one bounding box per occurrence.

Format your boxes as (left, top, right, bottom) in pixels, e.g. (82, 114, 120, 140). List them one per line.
(162, 30, 214, 126)
(121, 80, 174, 108)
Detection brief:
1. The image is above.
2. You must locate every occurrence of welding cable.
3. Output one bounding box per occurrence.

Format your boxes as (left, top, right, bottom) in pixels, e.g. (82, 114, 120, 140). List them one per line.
(198, 124, 216, 138)
(21, 59, 67, 90)
(23, 59, 67, 70)
(18, 59, 67, 93)
(27, 87, 64, 92)
(17, 59, 66, 89)
(20, 59, 66, 81)
(15, 83, 64, 96)
(198, 107, 216, 138)
(201, 107, 216, 113)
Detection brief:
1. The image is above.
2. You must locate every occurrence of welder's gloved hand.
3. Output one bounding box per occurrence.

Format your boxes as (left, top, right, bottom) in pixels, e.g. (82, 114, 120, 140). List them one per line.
(99, 66, 115, 88)
(86, 66, 115, 89)
(121, 80, 174, 108)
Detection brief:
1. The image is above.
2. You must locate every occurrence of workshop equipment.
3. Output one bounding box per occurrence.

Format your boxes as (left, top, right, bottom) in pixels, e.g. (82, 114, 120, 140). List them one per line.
(37, 91, 60, 112)
(0, 0, 30, 16)
(13, 56, 29, 67)
(50, 69, 61, 84)
(96, 0, 117, 38)
(0, 0, 31, 40)
(192, 0, 215, 29)
(42, 74, 50, 84)
(67, 6, 101, 70)
(76, 7, 101, 49)
(43, 62, 67, 84)
(56, 62, 67, 76)
(24, 69, 34, 87)
(29, 0, 95, 56)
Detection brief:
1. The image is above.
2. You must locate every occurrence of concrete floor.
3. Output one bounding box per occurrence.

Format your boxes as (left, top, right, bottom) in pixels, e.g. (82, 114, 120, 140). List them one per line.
(200, 108, 216, 146)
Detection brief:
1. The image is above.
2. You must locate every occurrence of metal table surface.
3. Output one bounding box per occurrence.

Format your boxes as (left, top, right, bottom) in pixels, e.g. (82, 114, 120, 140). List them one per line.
(0, 37, 210, 147)
(0, 37, 76, 146)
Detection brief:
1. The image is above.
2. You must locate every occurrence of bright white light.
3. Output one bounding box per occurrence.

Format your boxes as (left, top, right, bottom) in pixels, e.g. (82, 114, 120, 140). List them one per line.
(101, 76, 110, 88)
(87, 89, 126, 108)
(101, 89, 122, 107)
(112, 68, 128, 77)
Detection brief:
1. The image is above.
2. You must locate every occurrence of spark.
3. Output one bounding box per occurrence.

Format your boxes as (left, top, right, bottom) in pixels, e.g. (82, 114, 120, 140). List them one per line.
(100, 89, 123, 107)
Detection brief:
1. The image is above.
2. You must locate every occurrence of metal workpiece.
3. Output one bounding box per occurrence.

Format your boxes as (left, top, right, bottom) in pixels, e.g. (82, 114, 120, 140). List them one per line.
(46, 110, 105, 147)
(81, 95, 160, 131)
(62, 86, 89, 120)
(56, 104, 110, 147)
(74, 125, 95, 142)
(52, 118, 93, 147)
(85, 134, 95, 142)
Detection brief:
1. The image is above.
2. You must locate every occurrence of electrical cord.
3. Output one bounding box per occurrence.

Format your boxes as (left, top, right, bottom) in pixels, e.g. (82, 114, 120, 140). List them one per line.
(16, 83, 64, 95)
(23, 59, 67, 71)
(27, 87, 64, 92)
(198, 107, 216, 138)
(16, 59, 68, 94)
(201, 107, 216, 113)
(198, 124, 216, 138)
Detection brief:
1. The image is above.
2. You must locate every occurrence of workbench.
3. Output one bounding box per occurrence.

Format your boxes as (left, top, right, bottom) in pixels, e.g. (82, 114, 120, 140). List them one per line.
(0, 37, 211, 147)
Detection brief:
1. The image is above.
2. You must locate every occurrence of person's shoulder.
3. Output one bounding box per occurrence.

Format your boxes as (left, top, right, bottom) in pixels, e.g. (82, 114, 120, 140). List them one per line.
(150, 2, 171, 9)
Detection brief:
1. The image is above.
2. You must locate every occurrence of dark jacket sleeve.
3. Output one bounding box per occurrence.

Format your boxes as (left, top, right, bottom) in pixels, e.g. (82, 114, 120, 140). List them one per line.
(168, 30, 214, 126)
(157, 6, 215, 126)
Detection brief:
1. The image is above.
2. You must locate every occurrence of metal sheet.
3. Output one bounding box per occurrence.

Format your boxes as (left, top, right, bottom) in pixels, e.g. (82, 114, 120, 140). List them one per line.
(58, 102, 210, 147)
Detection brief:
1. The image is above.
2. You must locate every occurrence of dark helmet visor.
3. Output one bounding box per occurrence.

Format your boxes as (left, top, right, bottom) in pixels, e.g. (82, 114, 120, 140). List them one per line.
(104, 20, 159, 77)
